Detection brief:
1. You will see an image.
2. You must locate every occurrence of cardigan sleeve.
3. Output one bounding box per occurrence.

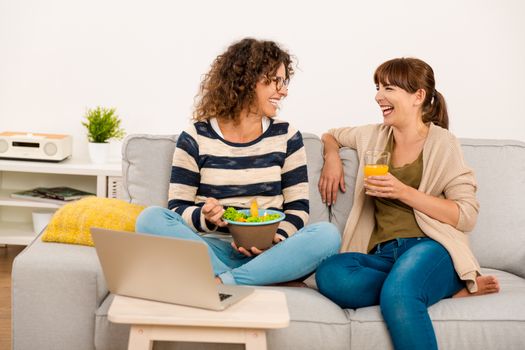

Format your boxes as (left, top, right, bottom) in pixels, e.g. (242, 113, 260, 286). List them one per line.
(444, 170, 479, 232)
(442, 138, 480, 232)
(328, 126, 361, 149)
(420, 126, 480, 233)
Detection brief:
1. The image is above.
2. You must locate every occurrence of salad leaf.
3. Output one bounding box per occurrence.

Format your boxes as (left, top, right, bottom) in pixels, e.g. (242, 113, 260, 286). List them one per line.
(222, 207, 248, 222)
(223, 207, 280, 223)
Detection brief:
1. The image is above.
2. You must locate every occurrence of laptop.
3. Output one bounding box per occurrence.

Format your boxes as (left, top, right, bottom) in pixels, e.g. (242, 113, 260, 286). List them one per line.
(91, 228, 254, 311)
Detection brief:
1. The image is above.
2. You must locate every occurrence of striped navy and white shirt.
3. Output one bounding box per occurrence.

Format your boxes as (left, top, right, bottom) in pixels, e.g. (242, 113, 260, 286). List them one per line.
(168, 118, 309, 239)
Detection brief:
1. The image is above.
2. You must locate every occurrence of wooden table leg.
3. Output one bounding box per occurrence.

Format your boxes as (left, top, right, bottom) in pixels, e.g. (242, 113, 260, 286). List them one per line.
(244, 329, 267, 350)
(128, 325, 153, 350)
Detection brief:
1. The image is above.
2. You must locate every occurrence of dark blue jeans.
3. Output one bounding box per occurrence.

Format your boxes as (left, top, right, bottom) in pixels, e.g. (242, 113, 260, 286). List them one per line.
(315, 238, 464, 350)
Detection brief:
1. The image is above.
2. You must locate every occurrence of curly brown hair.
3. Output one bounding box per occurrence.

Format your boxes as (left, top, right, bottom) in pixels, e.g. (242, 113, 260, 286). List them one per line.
(193, 38, 294, 122)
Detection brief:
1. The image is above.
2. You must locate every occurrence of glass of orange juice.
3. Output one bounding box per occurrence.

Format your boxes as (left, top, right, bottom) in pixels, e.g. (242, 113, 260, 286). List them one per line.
(364, 150, 390, 177)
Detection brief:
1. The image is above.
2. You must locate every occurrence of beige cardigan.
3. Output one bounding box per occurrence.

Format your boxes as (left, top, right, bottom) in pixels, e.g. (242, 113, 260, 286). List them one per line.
(329, 123, 481, 292)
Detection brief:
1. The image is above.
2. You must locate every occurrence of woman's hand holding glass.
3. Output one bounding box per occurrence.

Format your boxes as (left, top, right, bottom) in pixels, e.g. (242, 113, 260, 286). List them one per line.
(364, 172, 409, 200)
(363, 150, 408, 199)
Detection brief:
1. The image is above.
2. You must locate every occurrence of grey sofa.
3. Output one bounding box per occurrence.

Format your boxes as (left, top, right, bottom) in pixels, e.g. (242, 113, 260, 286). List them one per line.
(12, 133, 525, 350)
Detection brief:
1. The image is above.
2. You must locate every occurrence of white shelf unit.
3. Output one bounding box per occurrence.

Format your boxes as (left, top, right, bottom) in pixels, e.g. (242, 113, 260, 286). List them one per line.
(0, 158, 122, 245)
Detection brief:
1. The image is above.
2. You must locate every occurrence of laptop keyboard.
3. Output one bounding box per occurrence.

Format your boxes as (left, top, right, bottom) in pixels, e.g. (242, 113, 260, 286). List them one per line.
(219, 293, 232, 301)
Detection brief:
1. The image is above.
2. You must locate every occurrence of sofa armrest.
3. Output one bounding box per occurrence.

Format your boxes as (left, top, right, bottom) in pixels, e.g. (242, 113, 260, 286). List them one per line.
(12, 236, 107, 350)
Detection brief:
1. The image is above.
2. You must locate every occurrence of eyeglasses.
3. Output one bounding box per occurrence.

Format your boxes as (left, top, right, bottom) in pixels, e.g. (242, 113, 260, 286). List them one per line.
(268, 76, 290, 91)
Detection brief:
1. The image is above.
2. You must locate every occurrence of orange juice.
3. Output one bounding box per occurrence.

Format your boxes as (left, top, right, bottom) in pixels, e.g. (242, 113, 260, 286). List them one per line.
(364, 164, 389, 177)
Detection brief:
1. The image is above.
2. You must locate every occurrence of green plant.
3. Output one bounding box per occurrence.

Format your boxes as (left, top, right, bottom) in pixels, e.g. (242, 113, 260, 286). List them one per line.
(82, 106, 125, 143)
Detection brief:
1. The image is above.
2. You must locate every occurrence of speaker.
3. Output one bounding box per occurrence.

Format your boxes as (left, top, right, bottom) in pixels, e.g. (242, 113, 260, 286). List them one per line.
(43, 142, 58, 156)
(0, 132, 72, 161)
(0, 139, 8, 154)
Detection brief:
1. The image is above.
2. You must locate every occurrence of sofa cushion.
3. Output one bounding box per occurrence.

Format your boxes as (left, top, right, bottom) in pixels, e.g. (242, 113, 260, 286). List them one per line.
(121, 134, 178, 207)
(265, 286, 350, 350)
(121, 133, 330, 225)
(41, 197, 144, 246)
(347, 268, 525, 349)
(329, 147, 359, 235)
(302, 133, 330, 224)
(95, 286, 350, 350)
(461, 139, 525, 278)
(95, 295, 130, 350)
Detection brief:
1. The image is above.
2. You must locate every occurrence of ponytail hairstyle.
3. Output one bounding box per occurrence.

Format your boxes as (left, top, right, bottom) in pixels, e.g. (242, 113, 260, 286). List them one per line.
(373, 57, 449, 129)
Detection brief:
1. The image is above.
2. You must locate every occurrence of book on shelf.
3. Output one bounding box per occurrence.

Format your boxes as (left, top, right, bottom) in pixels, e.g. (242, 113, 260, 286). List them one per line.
(10, 186, 95, 205)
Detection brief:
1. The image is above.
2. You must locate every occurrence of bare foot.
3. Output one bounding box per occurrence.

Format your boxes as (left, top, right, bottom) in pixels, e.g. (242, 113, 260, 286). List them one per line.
(453, 275, 500, 298)
(215, 276, 222, 285)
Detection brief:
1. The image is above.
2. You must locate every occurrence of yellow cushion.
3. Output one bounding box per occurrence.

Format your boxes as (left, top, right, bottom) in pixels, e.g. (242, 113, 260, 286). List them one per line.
(41, 197, 145, 247)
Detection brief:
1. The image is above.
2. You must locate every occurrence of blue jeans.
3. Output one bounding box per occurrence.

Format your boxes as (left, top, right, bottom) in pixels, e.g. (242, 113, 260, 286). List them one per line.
(315, 238, 464, 350)
(135, 206, 341, 285)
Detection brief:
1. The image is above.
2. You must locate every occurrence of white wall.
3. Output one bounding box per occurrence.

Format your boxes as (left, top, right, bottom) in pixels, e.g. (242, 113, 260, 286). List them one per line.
(1, 0, 524, 159)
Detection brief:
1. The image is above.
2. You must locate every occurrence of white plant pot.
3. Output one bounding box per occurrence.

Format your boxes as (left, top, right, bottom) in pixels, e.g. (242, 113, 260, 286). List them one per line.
(88, 142, 111, 164)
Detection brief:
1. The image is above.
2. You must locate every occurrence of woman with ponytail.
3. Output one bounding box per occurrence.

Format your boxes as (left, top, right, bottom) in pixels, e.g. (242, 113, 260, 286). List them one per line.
(315, 57, 499, 350)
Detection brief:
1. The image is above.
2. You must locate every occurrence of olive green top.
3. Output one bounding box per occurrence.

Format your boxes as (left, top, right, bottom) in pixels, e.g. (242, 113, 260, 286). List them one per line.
(368, 136, 426, 252)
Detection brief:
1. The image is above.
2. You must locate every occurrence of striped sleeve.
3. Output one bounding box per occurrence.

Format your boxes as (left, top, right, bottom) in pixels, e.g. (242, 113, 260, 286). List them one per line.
(168, 130, 216, 233)
(277, 129, 309, 238)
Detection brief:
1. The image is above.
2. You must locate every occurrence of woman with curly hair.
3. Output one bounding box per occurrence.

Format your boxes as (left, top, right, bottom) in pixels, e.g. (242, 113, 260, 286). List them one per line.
(136, 38, 341, 285)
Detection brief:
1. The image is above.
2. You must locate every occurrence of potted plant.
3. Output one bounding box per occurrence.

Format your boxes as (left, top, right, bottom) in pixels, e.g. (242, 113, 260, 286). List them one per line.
(82, 106, 125, 163)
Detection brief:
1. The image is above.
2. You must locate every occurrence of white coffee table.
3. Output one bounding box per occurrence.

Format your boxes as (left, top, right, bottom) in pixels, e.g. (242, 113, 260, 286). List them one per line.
(108, 289, 290, 350)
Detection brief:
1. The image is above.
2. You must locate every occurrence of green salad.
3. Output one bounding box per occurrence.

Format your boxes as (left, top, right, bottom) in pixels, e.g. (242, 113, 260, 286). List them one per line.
(223, 207, 281, 223)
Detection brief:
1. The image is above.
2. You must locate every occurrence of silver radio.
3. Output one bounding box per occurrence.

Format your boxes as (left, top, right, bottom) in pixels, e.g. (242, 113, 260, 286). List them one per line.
(0, 132, 72, 162)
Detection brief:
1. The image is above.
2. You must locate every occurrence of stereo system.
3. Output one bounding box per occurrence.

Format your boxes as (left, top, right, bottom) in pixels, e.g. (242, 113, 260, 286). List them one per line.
(0, 132, 72, 162)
